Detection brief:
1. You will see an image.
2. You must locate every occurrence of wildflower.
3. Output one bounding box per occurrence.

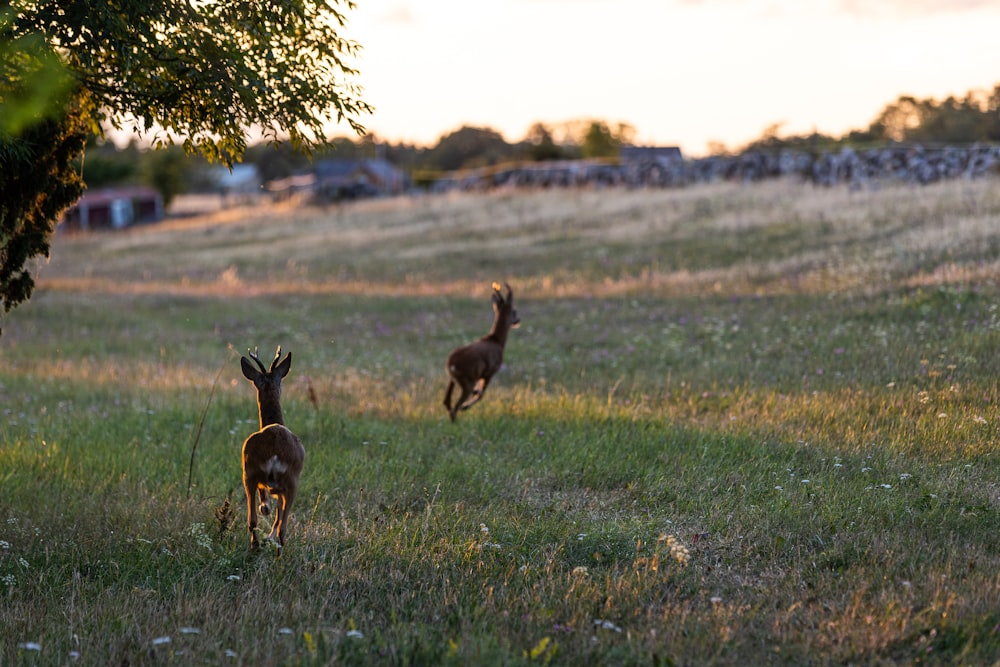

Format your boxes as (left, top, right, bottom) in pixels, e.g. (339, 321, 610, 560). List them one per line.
(179, 627, 200, 635)
(525, 636, 555, 660)
(346, 630, 364, 639)
(899, 473, 912, 481)
(659, 534, 690, 565)
(479, 523, 489, 535)
(225, 649, 238, 658)
(187, 523, 213, 551)
(2, 574, 15, 587)
(17, 642, 41, 651)
(277, 628, 293, 636)
(226, 575, 241, 582)
(880, 484, 892, 489)
(17, 557, 29, 570)
(593, 620, 622, 633)
(774, 486, 783, 491)
(151, 637, 171, 646)
(973, 415, 987, 424)
(0, 540, 10, 550)
(710, 596, 723, 604)
(571, 566, 589, 577)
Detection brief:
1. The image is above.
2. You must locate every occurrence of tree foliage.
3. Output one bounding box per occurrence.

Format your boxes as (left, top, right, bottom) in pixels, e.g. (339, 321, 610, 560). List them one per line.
(0, 0, 371, 332)
(425, 126, 509, 171)
(0, 96, 88, 330)
(9, 0, 371, 162)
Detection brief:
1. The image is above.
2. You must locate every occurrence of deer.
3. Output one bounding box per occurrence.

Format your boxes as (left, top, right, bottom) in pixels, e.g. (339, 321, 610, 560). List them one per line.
(443, 282, 520, 422)
(239, 346, 305, 549)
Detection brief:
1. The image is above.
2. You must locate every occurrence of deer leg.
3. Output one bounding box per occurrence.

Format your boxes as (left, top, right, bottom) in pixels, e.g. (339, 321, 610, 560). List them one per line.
(258, 488, 271, 516)
(450, 382, 474, 421)
(273, 487, 297, 547)
(244, 477, 260, 548)
(443, 379, 456, 412)
(460, 377, 491, 410)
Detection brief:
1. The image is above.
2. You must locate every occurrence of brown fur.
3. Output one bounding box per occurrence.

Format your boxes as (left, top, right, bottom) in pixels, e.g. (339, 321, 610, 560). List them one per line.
(240, 347, 305, 549)
(443, 282, 520, 421)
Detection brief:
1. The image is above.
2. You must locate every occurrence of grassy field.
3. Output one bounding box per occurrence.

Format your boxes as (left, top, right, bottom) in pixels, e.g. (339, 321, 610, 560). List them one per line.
(1, 179, 999, 665)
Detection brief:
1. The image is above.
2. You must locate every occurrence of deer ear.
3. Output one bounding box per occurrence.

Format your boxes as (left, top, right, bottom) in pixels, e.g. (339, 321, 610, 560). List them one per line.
(274, 352, 292, 379)
(241, 356, 260, 381)
(492, 281, 504, 306)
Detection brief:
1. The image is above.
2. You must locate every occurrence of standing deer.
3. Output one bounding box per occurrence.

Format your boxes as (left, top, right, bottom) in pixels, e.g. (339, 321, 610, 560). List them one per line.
(240, 346, 305, 549)
(443, 282, 520, 421)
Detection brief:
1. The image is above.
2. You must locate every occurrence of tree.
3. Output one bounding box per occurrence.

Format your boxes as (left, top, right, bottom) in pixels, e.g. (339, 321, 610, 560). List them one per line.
(0, 0, 371, 334)
(425, 126, 510, 171)
(580, 121, 620, 159)
(524, 122, 564, 162)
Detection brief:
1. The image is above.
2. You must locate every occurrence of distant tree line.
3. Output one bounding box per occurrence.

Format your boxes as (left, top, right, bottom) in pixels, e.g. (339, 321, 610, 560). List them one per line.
(743, 85, 1000, 154)
(88, 84, 1000, 198)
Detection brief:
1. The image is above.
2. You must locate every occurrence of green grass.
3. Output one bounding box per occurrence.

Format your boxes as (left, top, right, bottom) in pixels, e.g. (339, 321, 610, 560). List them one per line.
(1, 179, 1000, 664)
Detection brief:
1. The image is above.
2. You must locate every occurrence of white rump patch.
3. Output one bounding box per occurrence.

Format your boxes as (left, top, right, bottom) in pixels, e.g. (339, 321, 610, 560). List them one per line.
(263, 455, 288, 476)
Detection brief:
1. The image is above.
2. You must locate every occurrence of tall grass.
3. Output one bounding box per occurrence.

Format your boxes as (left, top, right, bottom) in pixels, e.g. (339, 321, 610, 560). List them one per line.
(1, 179, 999, 664)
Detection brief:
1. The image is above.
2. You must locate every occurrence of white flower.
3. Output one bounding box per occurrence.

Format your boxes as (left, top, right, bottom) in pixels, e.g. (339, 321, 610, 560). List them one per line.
(17, 642, 41, 651)
(593, 620, 622, 633)
(347, 630, 364, 639)
(151, 636, 171, 646)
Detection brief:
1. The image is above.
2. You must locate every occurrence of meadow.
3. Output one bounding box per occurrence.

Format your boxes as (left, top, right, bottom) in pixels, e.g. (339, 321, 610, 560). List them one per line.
(1, 178, 999, 665)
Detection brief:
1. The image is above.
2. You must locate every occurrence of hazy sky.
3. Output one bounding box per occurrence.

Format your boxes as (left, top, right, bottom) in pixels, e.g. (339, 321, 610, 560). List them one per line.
(344, 0, 1000, 156)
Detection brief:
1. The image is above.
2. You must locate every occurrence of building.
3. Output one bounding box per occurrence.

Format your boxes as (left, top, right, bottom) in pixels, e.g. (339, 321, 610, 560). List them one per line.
(619, 145, 683, 165)
(312, 158, 408, 201)
(61, 187, 164, 231)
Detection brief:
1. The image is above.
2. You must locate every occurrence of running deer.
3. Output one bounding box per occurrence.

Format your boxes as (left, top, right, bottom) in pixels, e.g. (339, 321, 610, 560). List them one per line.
(240, 346, 305, 549)
(443, 282, 520, 421)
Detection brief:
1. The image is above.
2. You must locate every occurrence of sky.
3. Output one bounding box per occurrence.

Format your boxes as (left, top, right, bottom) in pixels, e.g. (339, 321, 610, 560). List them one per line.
(341, 0, 1000, 157)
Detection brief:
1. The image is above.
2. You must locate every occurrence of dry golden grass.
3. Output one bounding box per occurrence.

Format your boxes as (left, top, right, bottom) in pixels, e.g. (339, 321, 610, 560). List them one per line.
(39, 178, 1000, 302)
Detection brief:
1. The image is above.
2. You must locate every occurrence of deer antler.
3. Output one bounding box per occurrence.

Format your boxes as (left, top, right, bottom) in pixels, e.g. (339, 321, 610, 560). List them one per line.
(248, 347, 267, 373)
(248, 346, 284, 373)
